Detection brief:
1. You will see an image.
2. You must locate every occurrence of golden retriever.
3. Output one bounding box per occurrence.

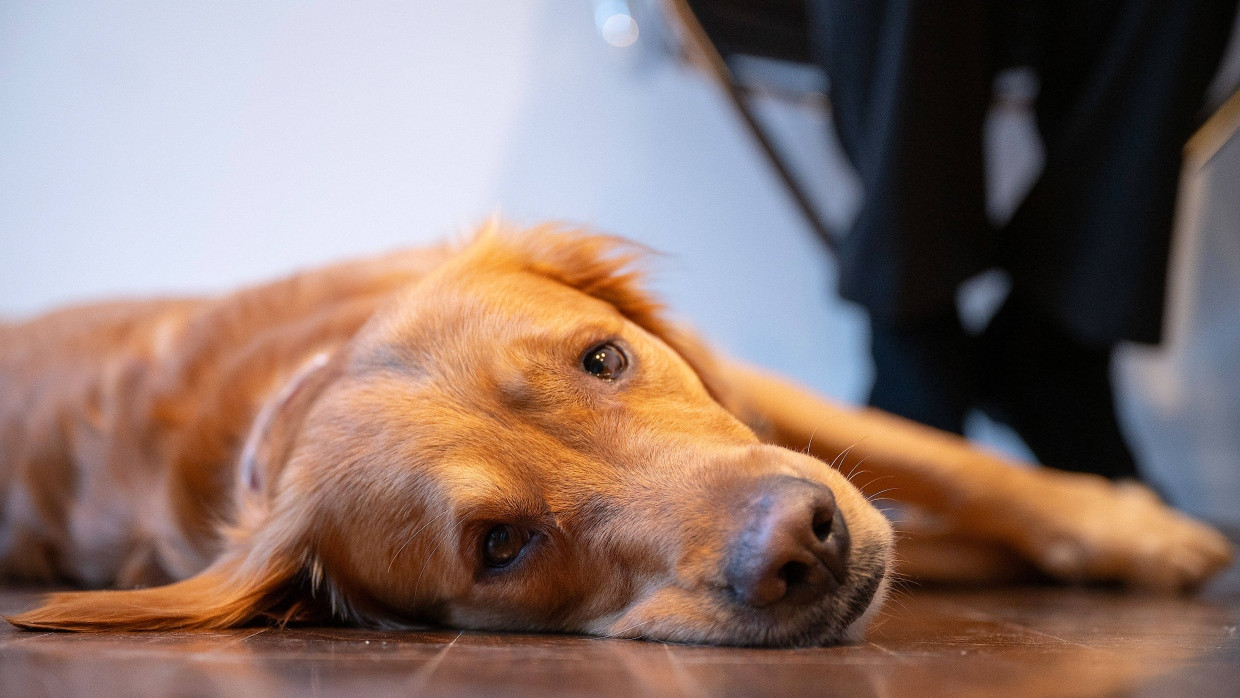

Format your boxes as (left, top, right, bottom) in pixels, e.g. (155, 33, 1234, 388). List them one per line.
(0, 225, 1231, 646)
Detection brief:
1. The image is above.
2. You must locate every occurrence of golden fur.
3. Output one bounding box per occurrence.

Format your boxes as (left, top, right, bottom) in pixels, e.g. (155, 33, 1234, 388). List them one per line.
(0, 225, 1231, 646)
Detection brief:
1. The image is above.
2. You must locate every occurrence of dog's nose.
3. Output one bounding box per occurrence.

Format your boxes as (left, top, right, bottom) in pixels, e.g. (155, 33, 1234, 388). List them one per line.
(724, 476, 850, 608)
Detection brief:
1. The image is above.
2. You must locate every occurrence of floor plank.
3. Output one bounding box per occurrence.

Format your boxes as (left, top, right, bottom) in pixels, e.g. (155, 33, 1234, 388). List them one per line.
(2, 560, 1237, 697)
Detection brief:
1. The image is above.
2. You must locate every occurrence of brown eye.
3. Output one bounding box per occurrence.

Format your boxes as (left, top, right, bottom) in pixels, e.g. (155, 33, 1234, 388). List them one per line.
(483, 525, 529, 568)
(582, 342, 627, 380)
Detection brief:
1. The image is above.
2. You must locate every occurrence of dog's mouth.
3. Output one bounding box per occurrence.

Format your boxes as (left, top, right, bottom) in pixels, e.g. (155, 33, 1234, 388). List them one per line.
(776, 557, 889, 647)
(721, 547, 890, 648)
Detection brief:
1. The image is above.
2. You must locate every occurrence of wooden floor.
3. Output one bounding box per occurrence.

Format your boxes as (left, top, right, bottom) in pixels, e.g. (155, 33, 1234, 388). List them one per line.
(2, 561, 1238, 698)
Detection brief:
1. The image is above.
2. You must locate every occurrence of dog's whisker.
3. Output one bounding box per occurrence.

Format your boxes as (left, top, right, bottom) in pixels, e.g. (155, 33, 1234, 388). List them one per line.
(831, 442, 861, 474)
(846, 470, 872, 486)
(856, 471, 900, 494)
(836, 437, 872, 478)
(839, 444, 869, 479)
(388, 508, 454, 572)
(865, 487, 898, 503)
(411, 528, 458, 601)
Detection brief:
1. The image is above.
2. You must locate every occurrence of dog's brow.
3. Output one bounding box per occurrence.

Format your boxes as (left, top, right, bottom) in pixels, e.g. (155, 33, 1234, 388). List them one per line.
(455, 498, 555, 530)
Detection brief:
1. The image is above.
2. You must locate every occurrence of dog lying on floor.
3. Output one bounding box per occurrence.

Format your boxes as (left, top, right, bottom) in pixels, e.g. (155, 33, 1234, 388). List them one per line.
(0, 225, 1232, 646)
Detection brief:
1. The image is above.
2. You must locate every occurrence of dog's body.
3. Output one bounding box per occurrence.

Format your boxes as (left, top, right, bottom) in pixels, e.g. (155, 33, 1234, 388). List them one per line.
(0, 246, 451, 588)
(0, 227, 1231, 646)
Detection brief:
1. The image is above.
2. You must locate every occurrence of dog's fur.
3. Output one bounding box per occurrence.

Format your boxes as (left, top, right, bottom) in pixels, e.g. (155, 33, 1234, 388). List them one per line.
(0, 225, 1231, 646)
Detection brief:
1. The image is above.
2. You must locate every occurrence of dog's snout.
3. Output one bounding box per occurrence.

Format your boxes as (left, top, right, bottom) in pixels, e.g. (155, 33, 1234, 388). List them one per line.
(724, 477, 851, 609)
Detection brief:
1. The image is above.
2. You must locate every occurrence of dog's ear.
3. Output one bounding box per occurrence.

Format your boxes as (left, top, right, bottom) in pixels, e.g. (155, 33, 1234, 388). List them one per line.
(7, 481, 326, 630)
(5, 541, 307, 631)
(6, 354, 345, 632)
(236, 351, 338, 507)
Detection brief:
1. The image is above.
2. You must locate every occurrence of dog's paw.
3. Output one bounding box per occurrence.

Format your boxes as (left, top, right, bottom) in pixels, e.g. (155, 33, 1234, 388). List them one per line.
(1011, 475, 1233, 592)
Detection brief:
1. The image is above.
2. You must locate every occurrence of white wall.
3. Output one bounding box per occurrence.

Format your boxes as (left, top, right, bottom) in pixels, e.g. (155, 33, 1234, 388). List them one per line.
(0, 0, 868, 400)
(1, 1, 543, 311)
(2, 1, 1237, 522)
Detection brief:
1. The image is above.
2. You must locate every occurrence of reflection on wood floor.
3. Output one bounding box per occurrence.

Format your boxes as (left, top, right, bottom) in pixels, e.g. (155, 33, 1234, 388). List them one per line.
(2, 561, 1237, 697)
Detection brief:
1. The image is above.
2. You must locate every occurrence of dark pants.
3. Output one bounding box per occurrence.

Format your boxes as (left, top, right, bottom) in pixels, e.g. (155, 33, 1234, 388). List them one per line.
(809, 0, 1237, 479)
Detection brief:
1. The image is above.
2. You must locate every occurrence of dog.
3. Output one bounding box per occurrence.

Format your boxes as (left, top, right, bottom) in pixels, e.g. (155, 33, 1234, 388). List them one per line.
(0, 225, 1231, 646)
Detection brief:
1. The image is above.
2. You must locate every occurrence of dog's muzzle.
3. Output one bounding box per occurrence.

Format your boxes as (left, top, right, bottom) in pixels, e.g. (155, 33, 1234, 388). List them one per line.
(723, 475, 851, 609)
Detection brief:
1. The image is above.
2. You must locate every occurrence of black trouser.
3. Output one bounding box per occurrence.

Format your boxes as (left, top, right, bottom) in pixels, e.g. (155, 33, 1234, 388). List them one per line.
(808, 0, 1237, 479)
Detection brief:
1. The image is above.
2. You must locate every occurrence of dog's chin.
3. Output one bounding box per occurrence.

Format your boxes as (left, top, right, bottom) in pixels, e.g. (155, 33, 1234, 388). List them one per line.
(839, 572, 891, 643)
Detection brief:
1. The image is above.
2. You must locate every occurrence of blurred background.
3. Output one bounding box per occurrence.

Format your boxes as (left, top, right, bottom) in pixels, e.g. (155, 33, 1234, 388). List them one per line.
(2, 1, 1238, 523)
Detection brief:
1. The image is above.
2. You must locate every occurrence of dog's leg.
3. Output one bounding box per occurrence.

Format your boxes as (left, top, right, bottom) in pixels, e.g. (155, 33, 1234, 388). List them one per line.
(893, 527, 1039, 585)
(720, 361, 1233, 591)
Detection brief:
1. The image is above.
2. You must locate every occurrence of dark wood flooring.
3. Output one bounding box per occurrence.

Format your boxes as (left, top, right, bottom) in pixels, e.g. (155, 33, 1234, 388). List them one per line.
(3, 560, 1238, 697)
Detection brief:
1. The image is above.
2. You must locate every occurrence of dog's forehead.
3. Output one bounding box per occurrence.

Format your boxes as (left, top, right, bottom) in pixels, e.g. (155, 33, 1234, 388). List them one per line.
(347, 268, 654, 389)
(387, 266, 623, 340)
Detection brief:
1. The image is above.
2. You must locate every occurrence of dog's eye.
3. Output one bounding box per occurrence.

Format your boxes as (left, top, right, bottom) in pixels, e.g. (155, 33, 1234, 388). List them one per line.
(582, 342, 627, 380)
(483, 524, 529, 568)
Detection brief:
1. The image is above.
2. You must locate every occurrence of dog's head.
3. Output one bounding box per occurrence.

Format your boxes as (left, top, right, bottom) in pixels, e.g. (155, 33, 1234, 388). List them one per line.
(10, 227, 893, 646)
